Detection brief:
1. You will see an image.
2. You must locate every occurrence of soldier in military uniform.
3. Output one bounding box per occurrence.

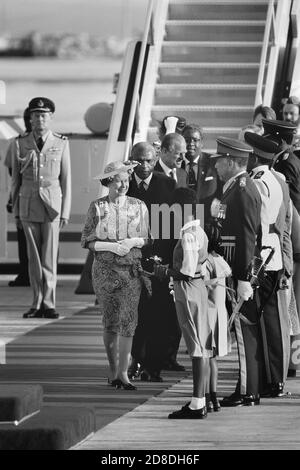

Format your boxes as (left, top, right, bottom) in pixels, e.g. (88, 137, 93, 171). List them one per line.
(245, 132, 293, 398)
(9, 97, 71, 318)
(211, 137, 263, 407)
(262, 119, 300, 214)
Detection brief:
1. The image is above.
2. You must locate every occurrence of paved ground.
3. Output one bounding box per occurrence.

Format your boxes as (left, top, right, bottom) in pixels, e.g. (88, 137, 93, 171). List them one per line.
(0, 275, 300, 450)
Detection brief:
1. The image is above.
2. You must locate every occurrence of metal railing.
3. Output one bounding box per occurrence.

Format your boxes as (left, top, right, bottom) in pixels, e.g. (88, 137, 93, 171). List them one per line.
(255, 0, 276, 106)
(255, 0, 294, 107)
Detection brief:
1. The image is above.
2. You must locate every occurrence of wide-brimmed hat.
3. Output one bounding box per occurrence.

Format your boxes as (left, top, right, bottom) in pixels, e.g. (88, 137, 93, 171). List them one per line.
(93, 160, 139, 180)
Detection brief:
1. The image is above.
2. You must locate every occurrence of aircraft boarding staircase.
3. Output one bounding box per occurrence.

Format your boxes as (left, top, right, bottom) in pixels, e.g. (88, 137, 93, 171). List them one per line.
(150, 0, 269, 150)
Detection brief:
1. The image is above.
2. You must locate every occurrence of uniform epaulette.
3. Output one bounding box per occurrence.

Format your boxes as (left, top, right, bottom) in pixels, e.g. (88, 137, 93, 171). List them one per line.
(53, 132, 68, 140)
(18, 132, 28, 139)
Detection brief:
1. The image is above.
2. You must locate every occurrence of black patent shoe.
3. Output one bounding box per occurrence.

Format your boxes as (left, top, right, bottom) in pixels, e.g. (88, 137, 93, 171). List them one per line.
(168, 403, 207, 419)
(44, 309, 59, 319)
(111, 379, 137, 390)
(220, 393, 243, 407)
(128, 360, 141, 380)
(270, 383, 285, 397)
(242, 394, 260, 406)
(23, 308, 44, 319)
(221, 393, 259, 407)
(261, 383, 285, 398)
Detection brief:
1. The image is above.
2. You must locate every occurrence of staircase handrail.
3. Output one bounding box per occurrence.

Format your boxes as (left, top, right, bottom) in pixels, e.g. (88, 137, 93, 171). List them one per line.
(123, 0, 155, 161)
(256, 0, 294, 107)
(135, 0, 170, 143)
(255, 0, 276, 106)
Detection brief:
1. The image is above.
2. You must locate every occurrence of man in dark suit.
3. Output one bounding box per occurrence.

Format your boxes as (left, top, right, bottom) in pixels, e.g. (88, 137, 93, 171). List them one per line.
(211, 137, 263, 407)
(127, 142, 184, 381)
(154, 133, 188, 188)
(182, 123, 221, 223)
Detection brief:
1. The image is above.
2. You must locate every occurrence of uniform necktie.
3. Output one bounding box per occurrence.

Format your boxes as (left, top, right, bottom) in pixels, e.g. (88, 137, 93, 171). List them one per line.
(169, 170, 176, 180)
(36, 137, 44, 151)
(188, 162, 197, 188)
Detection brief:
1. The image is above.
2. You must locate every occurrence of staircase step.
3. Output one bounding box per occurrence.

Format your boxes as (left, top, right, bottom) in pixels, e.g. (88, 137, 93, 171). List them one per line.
(0, 406, 95, 450)
(155, 84, 257, 106)
(158, 62, 261, 84)
(0, 384, 43, 425)
(152, 105, 253, 128)
(161, 41, 264, 63)
(165, 20, 265, 42)
(169, 2, 268, 21)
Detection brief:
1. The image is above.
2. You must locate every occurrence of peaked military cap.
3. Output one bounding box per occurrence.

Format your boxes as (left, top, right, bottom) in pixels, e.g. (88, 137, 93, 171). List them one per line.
(262, 118, 297, 138)
(211, 136, 253, 159)
(28, 97, 55, 113)
(244, 132, 280, 160)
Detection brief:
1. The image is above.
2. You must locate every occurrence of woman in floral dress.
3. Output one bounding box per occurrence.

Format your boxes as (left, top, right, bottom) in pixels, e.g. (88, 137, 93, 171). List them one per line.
(81, 160, 150, 390)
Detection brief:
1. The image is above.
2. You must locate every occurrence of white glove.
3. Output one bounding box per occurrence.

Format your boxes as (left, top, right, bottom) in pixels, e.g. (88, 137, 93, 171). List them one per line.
(237, 280, 253, 301)
(119, 238, 144, 250)
(94, 241, 130, 256)
(163, 116, 179, 135)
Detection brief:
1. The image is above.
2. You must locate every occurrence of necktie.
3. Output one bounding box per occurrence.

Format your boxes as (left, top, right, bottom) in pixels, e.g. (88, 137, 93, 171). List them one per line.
(169, 170, 175, 180)
(188, 163, 197, 188)
(36, 137, 44, 151)
(138, 181, 147, 194)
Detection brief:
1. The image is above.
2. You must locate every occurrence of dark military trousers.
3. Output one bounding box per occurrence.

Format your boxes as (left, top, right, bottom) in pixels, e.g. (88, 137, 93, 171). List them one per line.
(233, 291, 264, 396)
(258, 271, 290, 386)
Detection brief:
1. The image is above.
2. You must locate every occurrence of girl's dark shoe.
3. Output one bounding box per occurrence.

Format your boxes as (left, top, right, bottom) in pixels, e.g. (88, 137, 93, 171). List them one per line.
(168, 403, 207, 419)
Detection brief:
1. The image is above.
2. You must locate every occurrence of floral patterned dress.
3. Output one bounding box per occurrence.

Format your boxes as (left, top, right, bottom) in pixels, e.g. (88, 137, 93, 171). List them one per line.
(81, 196, 150, 337)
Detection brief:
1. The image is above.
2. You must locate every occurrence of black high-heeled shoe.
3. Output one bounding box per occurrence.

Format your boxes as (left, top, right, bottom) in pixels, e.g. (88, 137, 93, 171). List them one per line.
(210, 393, 221, 412)
(111, 379, 137, 390)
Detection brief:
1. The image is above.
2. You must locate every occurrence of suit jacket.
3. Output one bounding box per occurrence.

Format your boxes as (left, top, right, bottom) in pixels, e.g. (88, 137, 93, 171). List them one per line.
(218, 172, 261, 280)
(182, 153, 221, 222)
(154, 161, 188, 188)
(182, 152, 219, 200)
(128, 171, 176, 210)
(10, 130, 71, 222)
(127, 171, 176, 264)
